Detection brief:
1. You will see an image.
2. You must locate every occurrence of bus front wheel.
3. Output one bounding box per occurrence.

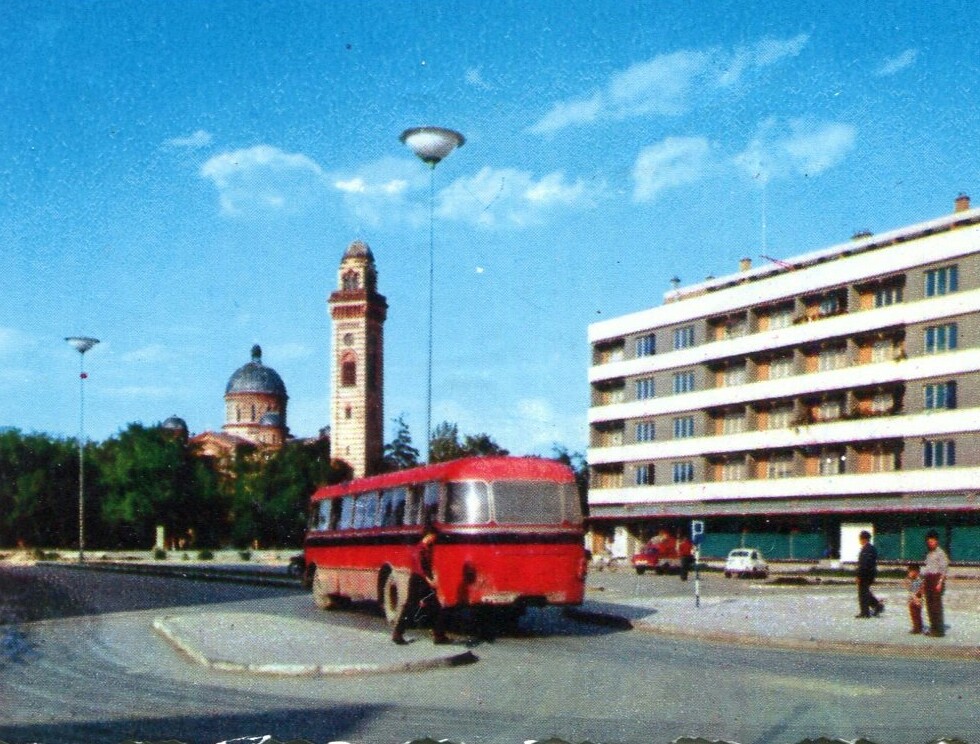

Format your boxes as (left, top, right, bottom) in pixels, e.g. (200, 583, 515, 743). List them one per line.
(381, 571, 409, 625)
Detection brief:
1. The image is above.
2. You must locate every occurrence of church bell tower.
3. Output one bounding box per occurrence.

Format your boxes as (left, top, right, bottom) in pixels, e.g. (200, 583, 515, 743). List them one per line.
(328, 240, 387, 477)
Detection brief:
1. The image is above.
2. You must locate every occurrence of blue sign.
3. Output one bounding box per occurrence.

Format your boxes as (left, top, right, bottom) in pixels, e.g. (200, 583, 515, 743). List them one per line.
(691, 519, 706, 545)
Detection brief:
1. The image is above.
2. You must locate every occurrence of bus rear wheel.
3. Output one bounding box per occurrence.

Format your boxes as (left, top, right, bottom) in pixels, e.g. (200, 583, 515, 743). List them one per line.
(312, 566, 341, 610)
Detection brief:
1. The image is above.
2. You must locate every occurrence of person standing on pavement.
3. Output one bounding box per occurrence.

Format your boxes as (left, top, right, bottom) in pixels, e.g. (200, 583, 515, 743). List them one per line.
(855, 530, 884, 618)
(392, 527, 450, 645)
(905, 563, 925, 634)
(678, 536, 694, 581)
(921, 529, 950, 637)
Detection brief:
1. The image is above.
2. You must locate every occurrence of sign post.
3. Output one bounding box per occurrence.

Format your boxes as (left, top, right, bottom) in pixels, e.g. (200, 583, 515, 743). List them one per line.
(691, 520, 705, 608)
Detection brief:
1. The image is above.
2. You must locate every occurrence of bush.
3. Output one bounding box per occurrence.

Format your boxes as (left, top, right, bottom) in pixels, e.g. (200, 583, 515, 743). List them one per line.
(197, 549, 214, 561)
(153, 548, 167, 560)
(182, 553, 190, 561)
(238, 550, 251, 561)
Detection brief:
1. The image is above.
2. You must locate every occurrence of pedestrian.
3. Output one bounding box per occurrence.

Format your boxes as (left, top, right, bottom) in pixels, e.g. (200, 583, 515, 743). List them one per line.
(921, 529, 950, 637)
(905, 563, 925, 634)
(855, 530, 884, 618)
(678, 536, 694, 581)
(392, 527, 450, 645)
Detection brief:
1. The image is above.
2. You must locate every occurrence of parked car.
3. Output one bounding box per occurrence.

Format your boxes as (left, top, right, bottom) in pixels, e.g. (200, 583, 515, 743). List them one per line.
(724, 548, 768, 578)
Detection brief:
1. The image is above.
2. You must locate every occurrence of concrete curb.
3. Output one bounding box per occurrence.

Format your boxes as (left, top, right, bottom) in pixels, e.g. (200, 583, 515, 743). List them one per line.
(56, 560, 300, 588)
(152, 616, 478, 676)
(632, 620, 980, 661)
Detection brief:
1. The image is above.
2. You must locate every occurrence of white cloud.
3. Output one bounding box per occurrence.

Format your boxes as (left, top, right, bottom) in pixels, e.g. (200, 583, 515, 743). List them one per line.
(328, 156, 427, 227)
(200, 145, 326, 216)
(265, 342, 313, 361)
(875, 49, 918, 77)
(0, 327, 32, 356)
(165, 129, 213, 149)
(465, 67, 493, 90)
(733, 119, 857, 183)
(531, 35, 810, 133)
(632, 137, 713, 202)
(436, 166, 596, 228)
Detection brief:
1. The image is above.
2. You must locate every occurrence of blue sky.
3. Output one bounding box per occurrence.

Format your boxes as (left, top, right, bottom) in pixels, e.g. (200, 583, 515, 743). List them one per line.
(2, 1, 978, 455)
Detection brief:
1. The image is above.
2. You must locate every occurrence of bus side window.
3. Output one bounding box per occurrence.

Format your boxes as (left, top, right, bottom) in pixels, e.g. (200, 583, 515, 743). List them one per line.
(392, 487, 407, 525)
(317, 501, 331, 530)
(423, 481, 441, 526)
(379, 490, 396, 527)
(354, 492, 378, 529)
(404, 486, 423, 525)
(328, 499, 340, 530)
(338, 496, 355, 530)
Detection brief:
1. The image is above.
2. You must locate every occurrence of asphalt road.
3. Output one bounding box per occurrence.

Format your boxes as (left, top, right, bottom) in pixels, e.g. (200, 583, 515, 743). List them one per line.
(1, 565, 976, 744)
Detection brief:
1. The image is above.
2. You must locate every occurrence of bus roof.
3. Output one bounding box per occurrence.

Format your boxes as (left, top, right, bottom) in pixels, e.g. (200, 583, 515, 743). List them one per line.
(311, 456, 575, 501)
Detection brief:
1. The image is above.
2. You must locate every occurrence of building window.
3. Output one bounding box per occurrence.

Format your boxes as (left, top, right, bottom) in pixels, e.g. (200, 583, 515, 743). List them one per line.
(723, 364, 747, 386)
(769, 307, 794, 330)
(672, 461, 694, 483)
(341, 360, 357, 386)
(870, 447, 896, 472)
(870, 339, 895, 363)
(924, 439, 956, 468)
(597, 428, 624, 447)
(925, 323, 958, 354)
(673, 325, 695, 350)
(875, 285, 903, 307)
(769, 405, 794, 429)
(770, 355, 794, 379)
(724, 319, 747, 339)
(870, 392, 893, 414)
(636, 334, 656, 357)
(342, 270, 360, 291)
(672, 371, 695, 394)
(636, 377, 656, 400)
(673, 416, 695, 438)
(635, 421, 656, 442)
(721, 458, 746, 481)
(925, 265, 958, 297)
(819, 295, 842, 316)
(767, 454, 794, 479)
(721, 412, 746, 435)
(818, 449, 845, 475)
(634, 463, 655, 486)
(924, 381, 957, 410)
(817, 399, 842, 421)
(818, 346, 847, 371)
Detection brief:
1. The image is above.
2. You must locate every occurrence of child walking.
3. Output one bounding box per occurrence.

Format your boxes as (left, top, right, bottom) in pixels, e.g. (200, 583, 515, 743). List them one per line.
(906, 563, 925, 634)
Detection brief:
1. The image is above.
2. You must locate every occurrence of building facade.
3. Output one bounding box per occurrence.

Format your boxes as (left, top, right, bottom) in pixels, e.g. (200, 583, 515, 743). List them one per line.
(328, 240, 387, 478)
(587, 195, 980, 562)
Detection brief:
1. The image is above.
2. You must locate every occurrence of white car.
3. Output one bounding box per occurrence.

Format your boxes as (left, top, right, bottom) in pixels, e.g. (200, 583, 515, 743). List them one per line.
(724, 548, 769, 579)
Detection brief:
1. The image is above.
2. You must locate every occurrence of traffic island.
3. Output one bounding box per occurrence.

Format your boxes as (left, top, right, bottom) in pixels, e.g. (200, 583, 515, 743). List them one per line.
(153, 612, 477, 676)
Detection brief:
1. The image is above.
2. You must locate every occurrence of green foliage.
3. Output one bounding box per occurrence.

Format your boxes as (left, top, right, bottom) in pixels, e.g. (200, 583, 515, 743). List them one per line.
(239, 549, 251, 561)
(197, 548, 214, 560)
(428, 421, 509, 464)
(153, 547, 167, 560)
(383, 414, 420, 471)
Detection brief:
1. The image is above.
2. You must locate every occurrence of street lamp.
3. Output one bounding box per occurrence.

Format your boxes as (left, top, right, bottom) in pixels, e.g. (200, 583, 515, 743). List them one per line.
(65, 336, 99, 562)
(400, 126, 464, 462)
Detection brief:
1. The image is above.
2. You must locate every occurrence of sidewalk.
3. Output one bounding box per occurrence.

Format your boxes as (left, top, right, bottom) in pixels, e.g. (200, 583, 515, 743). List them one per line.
(152, 611, 477, 676)
(583, 581, 980, 660)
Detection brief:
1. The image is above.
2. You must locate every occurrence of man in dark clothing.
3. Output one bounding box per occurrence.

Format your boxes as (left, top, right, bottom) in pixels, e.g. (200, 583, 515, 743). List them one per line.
(392, 528, 450, 645)
(678, 536, 694, 581)
(855, 530, 884, 618)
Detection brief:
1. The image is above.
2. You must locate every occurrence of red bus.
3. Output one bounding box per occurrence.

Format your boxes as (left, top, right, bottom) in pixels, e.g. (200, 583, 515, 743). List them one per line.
(303, 456, 587, 625)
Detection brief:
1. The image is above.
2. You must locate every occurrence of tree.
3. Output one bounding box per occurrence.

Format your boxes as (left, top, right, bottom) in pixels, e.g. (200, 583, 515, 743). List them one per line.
(97, 423, 198, 548)
(428, 421, 465, 463)
(551, 444, 589, 517)
(383, 415, 420, 471)
(461, 432, 508, 457)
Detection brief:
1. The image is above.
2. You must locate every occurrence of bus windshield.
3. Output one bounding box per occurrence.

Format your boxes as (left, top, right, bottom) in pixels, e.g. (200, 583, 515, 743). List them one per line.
(445, 479, 581, 525)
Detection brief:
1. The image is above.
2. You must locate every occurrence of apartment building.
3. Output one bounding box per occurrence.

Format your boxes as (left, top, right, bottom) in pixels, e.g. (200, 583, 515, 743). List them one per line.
(587, 195, 980, 562)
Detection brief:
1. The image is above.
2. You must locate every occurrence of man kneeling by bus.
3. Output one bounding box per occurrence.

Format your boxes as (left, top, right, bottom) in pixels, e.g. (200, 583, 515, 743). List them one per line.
(392, 527, 450, 645)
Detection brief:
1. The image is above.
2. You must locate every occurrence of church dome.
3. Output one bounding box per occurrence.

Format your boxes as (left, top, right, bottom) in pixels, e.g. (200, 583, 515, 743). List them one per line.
(225, 345, 287, 398)
(161, 415, 188, 433)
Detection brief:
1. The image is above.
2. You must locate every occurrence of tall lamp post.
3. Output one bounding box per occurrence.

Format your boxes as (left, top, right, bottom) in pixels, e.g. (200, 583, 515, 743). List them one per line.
(65, 336, 100, 562)
(399, 126, 464, 461)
